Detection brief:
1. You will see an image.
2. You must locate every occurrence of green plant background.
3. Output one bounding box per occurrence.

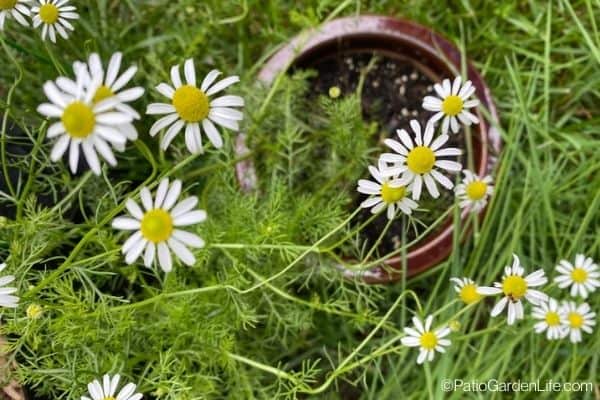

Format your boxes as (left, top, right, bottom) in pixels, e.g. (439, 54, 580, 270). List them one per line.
(0, 0, 599, 399)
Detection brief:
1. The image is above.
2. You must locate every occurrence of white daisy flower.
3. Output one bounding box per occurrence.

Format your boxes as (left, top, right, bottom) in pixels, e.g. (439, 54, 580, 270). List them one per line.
(31, 0, 78, 43)
(455, 170, 494, 213)
(81, 374, 142, 400)
(477, 254, 548, 325)
(380, 119, 462, 200)
(401, 315, 451, 365)
(560, 301, 596, 343)
(0, 262, 19, 308)
(71, 52, 144, 151)
(450, 277, 482, 305)
(147, 58, 244, 154)
(422, 76, 480, 135)
(112, 178, 206, 273)
(37, 72, 133, 175)
(532, 298, 568, 340)
(0, 0, 30, 30)
(357, 159, 419, 220)
(554, 254, 599, 299)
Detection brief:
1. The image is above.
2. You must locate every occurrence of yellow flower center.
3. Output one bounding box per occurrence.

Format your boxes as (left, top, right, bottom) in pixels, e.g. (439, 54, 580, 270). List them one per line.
(93, 85, 115, 104)
(26, 304, 43, 320)
(140, 209, 173, 243)
(39, 3, 59, 24)
(406, 146, 436, 175)
(172, 85, 209, 122)
(442, 95, 464, 116)
(568, 312, 583, 329)
(459, 283, 482, 304)
(102, 397, 116, 400)
(0, 0, 17, 10)
(502, 275, 528, 301)
(466, 181, 487, 200)
(61, 102, 96, 139)
(419, 331, 438, 350)
(380, 182, 406, 204)
(545, 311, 561, 327)
(571, 267, 588, 284)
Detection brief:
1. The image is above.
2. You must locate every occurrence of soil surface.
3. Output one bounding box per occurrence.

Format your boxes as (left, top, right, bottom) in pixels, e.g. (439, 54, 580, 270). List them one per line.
(306, 51, 464, 255)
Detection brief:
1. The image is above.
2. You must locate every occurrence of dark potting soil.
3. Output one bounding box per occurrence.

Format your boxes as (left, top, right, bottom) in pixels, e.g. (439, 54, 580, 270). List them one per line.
(306, 51, 464, 255)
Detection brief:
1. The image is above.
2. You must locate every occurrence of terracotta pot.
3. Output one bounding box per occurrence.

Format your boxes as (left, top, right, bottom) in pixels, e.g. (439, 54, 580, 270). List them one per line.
(235, 15, 501, 283)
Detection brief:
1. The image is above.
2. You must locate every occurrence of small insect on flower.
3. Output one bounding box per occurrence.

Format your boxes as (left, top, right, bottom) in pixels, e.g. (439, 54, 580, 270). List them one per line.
(532, 298, 568, 340)
(560, 301, 596, 344)
(147, 58, 244, 154)
(380, 119, 462, 200)
(0, 0, 30, 30)
(455, 170, 494, 213)
(72, 53, 145, 151)
(477, 254, 548, 325)
(422, 76, 480, 135)
(31, 0, 78, 43)
(554, 254, 599, 299)
(401, 315, 451, 365)
(450, 277, 483, 305)
(357, 159, 419, 220)
(112, 178, 206, 273)
(81, 374, 142, 400)
(37, 72, 133, 175)
(0, 262, 19, 308)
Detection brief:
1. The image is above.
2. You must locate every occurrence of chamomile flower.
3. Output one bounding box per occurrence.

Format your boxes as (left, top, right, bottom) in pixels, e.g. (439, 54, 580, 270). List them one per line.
(31, 0, 78, 43)
(147, 58, 244, 154)
(380, 119, 462, 200)
(37, 72, 133, 175)
(0, 262, 19, 308)
(532, 298, 567, 340)
(112, 178, 206, 273)
(357, 159, 419, 220)
(72, 52, 145, 151)
(455, 170, 494, 213)
(560, 301, 596, 343)
(554, 254, 599, 299)
(401, 315, 451, 365)
(422, 76, 480, 135)
(0, 0, 30, 30)
(450, 277, 483, 305)
(81, 374, 142, 400)
(477, 254, 548, 325)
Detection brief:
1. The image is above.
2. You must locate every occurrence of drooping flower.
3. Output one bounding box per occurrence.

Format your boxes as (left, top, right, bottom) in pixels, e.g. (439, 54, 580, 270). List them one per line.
(532, 298, 568, 340)
(560, 301, 596, 343)
(31, 0, 78, 42)
(357, 159, 418, 220)
(81, 374, 142, 400)
(72, 52, 145, 151)
(554, 254, 599, 299)
(37, 72, 133, 175)
(450, 277, 483, 305)
(380, 119, 462, 200)
(147, 58, 244, 154)
(401, 315, 451, 364)
(422, 76, 480, 135)
(112, 178, 206, 273)
(455, 170, 494, 213)
(477, 254, 548, 325)
(0, 0, 30, 30)
(0, 262, 18, 308)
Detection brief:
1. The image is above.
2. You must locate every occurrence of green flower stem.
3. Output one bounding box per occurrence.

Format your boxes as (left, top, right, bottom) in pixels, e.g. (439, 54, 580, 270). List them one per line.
(342, 207, 454, 271)
(1, 37, 23, 202)
(16, 122, 48, 220)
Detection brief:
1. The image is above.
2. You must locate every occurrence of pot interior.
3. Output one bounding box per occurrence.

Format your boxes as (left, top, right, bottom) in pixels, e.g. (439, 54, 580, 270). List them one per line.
(288, 34, 483, 256)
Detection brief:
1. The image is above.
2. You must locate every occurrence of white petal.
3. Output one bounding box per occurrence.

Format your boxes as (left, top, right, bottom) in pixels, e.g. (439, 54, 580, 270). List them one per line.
(173, 210, 207, 226)
(157, 242, 172, 272)
(168, 237, 195, 266)
(183, 58, 196, 86)
(206, 75, 240, 96)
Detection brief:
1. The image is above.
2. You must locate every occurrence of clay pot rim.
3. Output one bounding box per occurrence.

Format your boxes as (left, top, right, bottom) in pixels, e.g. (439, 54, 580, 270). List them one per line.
(236, 15, 501, 284)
